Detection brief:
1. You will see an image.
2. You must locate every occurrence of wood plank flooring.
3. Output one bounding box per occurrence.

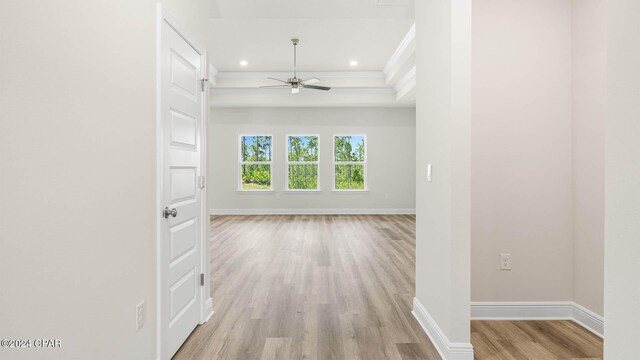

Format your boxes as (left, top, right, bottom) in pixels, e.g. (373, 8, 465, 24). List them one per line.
(173, 215, 604, 360)
(471, 320, 603, 360)
(173, 215, 441, 360)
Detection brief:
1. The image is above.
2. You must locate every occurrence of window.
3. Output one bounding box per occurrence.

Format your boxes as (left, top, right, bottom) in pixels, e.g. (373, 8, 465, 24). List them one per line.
(286, 135, 320, 190)
(333, 135, 367, 190)
(239, 135, 272, 190)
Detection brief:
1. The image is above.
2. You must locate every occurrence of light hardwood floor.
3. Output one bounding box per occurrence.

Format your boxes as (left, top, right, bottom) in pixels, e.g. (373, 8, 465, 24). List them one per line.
(173, 215, 441, 360)
(471, 320, 603, 360)
(173, 215, 603, 360)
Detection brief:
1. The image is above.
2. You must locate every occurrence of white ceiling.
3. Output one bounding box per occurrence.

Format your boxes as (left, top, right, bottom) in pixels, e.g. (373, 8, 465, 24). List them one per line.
(207, 0, 416, 107)
(209, 0, 414, 19)
(209, 19, 414, 71)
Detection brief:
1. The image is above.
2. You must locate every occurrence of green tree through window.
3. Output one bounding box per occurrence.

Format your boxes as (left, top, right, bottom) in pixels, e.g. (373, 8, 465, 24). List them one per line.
(239, 135, 272, 190)
(334, 135, 366, 190)
(287, 135, 319, 190)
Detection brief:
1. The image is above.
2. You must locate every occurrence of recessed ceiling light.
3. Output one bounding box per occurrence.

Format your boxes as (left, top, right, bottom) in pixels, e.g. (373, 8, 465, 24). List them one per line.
(349, 60, 358, 66)
(239, 60, 248, 66)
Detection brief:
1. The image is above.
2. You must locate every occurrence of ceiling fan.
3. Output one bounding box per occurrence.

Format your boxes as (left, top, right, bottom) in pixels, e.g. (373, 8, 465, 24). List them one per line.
(260, 38, 331, 94)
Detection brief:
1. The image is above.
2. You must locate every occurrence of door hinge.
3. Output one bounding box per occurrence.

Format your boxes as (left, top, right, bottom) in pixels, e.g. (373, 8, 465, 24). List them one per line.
(198, 175, 206, 189)
(200, 78, 208, 92)
(200, 273, 205, 286)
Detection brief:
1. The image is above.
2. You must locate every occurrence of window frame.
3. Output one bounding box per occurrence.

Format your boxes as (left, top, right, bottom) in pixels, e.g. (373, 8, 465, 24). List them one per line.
(332, 134, 368, 192)
(237, 134, 274, 192)
(285, 134, 321, 192)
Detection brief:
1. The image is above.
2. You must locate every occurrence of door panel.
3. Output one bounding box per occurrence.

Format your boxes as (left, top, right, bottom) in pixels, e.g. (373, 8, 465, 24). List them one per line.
(170, 49, 198, 100)
(160, 18, 203, 360)
(169, 269, 197, 324)
(169, 219, 196, 264)
(170, 110, 197, 148)
(170, 167, 197, 203)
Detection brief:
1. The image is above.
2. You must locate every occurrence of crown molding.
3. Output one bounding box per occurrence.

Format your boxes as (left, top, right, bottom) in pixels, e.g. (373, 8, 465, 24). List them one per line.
(215, 71, 385, 79)
(383, 23, 416, 85)
(212, 86, 395, 95)
(395, 65, 416, 101)
(210, 92, 412, 108)
(208, 64, 219, 85)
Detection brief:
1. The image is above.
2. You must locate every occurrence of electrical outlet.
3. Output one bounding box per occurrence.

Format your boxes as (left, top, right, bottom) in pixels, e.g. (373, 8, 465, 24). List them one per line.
(500, 253, 511, 270)
(136, 301, 146, 331)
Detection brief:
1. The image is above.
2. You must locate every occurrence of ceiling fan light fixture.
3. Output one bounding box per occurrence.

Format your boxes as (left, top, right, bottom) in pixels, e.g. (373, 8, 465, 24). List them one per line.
(349, 60, 358, 66)
(239, 60, 248, 66)
(259, 38, 331, 94)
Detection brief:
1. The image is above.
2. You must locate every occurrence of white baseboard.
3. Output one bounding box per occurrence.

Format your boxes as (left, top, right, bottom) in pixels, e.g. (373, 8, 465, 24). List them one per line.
(572, 302, 604, 337)
(471, 301, 574, 320)
(210, 208, 416, 215)
(470, 301, 603, 338)
(201, 297, 214, 324)
(412, 298, 474, 360)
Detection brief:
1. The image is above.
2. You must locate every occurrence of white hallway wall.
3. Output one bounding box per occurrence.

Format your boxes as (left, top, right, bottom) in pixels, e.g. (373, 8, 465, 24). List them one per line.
(605, 0, 640, 357)
(572, 0, 605, 317)
(207, 107, 416, 213)
(471, 0, 574, 303)
(470, 0, 606, 322)
(0, 1, 210, 359)
(414, 0, 473, 357)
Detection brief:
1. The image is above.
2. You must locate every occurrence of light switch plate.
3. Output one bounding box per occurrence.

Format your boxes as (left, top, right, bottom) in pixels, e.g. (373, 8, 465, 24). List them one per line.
(427, 164, 432, 182)
(136, 301, 145, 331)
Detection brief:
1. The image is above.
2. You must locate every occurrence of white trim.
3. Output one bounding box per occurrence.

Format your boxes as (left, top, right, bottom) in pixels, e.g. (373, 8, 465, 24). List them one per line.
(383, 23, 416, 85)
(208, 64, 218, 86)
(384, 23, 415, 74)
(215, 71, 385, 80)
(471, 301, 574, 320)
(412, 298, 474, 360)
(236, 189, 275, 194)
(332, 189, 370, 194)
(211, 97, 413, 109)
(202, 297, 214, 323)
(199, 45, 210, 328)
(211, 86, 395, 95)
(210, 208, 416, 215)
(155, 6, 163, 359)
(395, 65, 416, 101)
(572, 302, 605, 337)
(470, 301, 604, 338)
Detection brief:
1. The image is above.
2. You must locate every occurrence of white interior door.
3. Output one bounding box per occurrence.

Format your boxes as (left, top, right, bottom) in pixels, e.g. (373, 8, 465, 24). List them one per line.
(159, 15, 204, 360)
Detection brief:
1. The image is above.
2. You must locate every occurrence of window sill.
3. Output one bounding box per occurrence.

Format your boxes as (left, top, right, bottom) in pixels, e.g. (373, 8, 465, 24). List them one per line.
(283, 189, 323, 194)
(236, 189, 274, 194)
(332, 189, 369, 194)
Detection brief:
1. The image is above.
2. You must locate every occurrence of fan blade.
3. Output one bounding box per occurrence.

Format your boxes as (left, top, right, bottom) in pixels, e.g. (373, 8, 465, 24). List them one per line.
(267, 77, 289, 84)
(259, 85, 291, 88)
(301, 77, 320, 84)
(292, 87, 300, 94)
(302, 84, 331, 91)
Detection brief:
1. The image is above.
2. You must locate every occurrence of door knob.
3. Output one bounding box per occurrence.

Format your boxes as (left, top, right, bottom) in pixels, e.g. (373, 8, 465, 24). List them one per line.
(163, 207, 178, 218)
